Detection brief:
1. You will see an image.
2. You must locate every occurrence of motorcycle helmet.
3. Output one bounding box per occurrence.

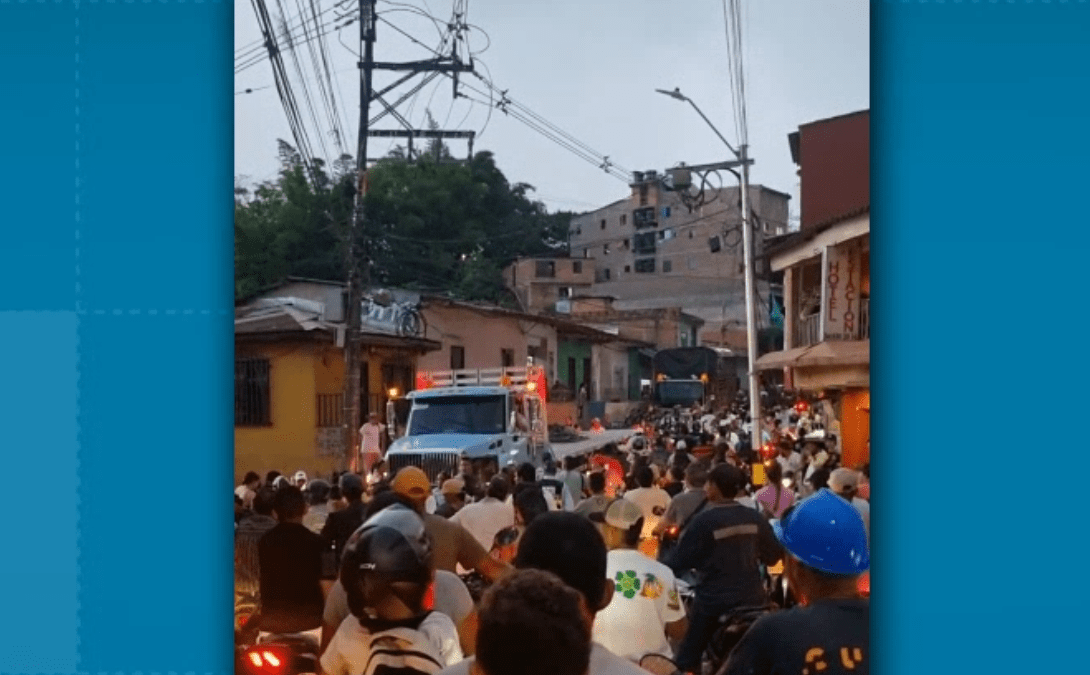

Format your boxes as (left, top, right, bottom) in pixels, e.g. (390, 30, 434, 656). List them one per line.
(341, 504, 433, 619)
(304, 479, 331, 505)
(773, 489, 869, 576)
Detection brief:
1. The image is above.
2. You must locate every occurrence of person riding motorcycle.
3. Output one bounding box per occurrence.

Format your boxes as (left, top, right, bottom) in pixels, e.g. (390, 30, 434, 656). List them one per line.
(320, 504, 463, 675)
(716, 489, 870, 675)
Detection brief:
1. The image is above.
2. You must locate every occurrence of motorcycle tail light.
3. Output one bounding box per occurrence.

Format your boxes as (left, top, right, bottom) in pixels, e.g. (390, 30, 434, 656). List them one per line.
(243, 647, 287, 674)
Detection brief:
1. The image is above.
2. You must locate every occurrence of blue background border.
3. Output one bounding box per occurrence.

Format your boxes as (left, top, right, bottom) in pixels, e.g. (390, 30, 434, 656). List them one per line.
(1, 1, 1088, 673)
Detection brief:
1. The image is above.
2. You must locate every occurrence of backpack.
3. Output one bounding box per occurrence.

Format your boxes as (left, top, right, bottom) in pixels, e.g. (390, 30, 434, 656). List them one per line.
(361, 623, 446, 675)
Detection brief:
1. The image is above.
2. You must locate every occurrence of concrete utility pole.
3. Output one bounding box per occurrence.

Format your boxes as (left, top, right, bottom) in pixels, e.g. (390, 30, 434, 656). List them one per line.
(656, 87, 762, 452)
(343, 0, 376, 473)
(342, 0, 475, 471)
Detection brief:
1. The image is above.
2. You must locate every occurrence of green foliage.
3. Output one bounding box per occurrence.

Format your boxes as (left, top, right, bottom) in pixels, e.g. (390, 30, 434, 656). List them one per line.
(235, 139, 573, 304)
(234, 143, 355, 300)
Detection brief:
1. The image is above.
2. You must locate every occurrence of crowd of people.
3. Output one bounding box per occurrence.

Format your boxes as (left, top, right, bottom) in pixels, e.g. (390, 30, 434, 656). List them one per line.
(233, 399, 870, 675)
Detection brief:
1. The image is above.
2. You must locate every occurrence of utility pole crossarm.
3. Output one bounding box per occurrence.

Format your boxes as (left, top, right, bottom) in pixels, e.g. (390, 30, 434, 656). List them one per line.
(371, 59, 475, 73)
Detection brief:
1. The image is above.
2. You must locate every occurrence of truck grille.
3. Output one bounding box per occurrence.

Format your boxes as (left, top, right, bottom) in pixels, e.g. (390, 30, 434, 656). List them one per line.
(387, 452, 460, 483)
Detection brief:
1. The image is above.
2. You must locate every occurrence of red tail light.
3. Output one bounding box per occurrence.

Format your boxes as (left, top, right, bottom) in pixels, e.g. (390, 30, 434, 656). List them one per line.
(243, 647, 288, 674)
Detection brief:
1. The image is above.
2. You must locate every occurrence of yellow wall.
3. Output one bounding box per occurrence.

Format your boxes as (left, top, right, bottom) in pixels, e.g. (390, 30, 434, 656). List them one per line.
(235, 342, 345, 484)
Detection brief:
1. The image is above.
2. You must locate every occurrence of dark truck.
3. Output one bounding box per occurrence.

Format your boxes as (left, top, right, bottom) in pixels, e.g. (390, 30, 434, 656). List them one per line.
(652, 346, 739, 409)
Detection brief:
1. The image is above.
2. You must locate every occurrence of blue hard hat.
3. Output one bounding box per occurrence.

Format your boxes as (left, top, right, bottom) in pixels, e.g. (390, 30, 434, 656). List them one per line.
(772, 488, 869, 575)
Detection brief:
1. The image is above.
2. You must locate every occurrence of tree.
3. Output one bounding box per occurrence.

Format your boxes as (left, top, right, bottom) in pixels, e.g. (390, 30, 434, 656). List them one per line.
(235, 140, 574, 304)
(234, 141, 355, 300)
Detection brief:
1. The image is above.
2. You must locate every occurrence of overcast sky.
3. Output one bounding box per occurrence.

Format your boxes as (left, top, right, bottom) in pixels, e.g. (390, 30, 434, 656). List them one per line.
(235, 0, 869, 217)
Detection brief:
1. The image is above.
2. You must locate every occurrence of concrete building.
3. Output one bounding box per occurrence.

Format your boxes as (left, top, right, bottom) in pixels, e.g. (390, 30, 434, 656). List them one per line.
(503, 256, 597, 315)
(757, 110, 870, 470)
(562, 173, 790, 350)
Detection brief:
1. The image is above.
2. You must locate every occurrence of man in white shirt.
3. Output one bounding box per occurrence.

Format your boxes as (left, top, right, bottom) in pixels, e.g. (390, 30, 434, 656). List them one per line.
(590, 499, 687, 663)
(358, 411, 386, 474)
(623, 466, 671, 559)
(449, 476, 515, 552)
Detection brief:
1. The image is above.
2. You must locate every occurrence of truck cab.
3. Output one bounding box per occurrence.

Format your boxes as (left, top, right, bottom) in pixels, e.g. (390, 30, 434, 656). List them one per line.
(385, 366, 549, 481)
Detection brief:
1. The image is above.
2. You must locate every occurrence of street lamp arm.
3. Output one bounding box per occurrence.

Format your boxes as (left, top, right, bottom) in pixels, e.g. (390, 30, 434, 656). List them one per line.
(656, 87, 739, 157)
(686, 99, 739, 157)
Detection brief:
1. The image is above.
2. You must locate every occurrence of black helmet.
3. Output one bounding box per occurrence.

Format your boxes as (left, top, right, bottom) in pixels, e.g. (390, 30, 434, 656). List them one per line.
(341, 504, 433, 619)
(305, 479, 331, 505)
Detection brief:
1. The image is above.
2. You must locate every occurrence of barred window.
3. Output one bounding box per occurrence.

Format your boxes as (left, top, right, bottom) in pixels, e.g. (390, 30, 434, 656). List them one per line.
(235, 358, 271, 426)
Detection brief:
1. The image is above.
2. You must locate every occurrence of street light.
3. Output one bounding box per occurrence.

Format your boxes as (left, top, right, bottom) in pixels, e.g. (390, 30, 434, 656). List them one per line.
(657, 86, 763, 453)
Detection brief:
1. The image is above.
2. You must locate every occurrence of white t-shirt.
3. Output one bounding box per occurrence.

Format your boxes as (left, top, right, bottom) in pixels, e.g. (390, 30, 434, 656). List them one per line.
(593, 549, 686, 662)
(777, 452, 804, 478)
(624, 487, 671, 539)
(320, 611, 463, 675)
(359, 422, 385, 454)
(436, 642, 647, 675)
(448, 497, 515, 552)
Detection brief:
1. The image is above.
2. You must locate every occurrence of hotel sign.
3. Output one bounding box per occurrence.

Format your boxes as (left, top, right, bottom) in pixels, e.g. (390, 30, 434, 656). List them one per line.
(822, 240, 864, 341)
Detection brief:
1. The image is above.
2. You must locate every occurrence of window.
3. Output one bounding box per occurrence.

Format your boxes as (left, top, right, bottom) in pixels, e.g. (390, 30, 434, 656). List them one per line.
(572, 261, 582, 274)
(659, 228, 676, 241)
(450, 345, 466, 370)
(663, 259, 672, 273)
(639, 185, 648, 206)
(501, 348, 515, 368)
(604, 268, 611, 280)
(583, 248, 589, 259)
(635, 258, 656, 274)
(316, 393, 344, 428)
(535, 260, 556, 278)
(600, 219, 607, 229)
(603, 243, 610, 255)
(662, 206, 672, 218)
(623, 238, 630, 250)
(633, 232, 657, 254)
(621, 214, 627, 225)
(688, 230, 694, 239)
(235, 358, 271, 426)
(559, 287, 572, 299)
(624, 265, 631, 273)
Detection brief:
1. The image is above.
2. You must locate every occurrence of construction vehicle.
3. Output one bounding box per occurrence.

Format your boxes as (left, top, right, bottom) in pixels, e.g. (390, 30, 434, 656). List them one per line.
(384, 361, 549, 481)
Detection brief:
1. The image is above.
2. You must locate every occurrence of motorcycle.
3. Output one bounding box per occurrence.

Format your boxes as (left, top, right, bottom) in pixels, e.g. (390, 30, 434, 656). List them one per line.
(237, 634, 319, 675)
(672, 579, 776, 675)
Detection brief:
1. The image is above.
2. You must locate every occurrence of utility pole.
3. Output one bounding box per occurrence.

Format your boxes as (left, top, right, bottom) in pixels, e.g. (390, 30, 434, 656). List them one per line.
(656, 87, 763, 453)
(343, 0, 475, 472)
(738, 143, 763, 454)
(343, 0, 376, 473)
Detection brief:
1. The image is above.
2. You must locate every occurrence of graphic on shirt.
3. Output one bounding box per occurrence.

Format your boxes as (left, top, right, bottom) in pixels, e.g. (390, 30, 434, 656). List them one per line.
(667, 588, 680, 611)
(801, 646, 865, 674)
(614, 570, 642, 599)
(640, 573, 664, 600)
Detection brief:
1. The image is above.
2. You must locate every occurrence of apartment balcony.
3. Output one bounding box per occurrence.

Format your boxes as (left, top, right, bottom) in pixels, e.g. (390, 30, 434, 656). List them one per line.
(793, 297, 869, 347)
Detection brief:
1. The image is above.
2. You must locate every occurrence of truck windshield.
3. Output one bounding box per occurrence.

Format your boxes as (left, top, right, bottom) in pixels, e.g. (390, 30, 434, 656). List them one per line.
(655, 381, 705, 407)
(407, 395, 507, 435)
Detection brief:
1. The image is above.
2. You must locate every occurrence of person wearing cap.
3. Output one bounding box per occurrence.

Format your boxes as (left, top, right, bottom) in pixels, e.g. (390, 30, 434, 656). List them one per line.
(435, 477, 467, 518)
(717, 490, 870, 675)
(590, 499, 687, 664)
(667, 464, 783, 675)
(390, 467, 512, 584)
(358, 411, 386, 475)
(828, 468, 870, 543)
